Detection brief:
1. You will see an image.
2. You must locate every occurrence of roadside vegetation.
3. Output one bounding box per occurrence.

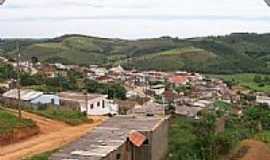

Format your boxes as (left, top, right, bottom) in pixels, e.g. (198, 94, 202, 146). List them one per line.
(0, 109, 36, 135)
(27, 107, 90, 126)
(168, 102, 270, 160)
(24, 150, 55, 160)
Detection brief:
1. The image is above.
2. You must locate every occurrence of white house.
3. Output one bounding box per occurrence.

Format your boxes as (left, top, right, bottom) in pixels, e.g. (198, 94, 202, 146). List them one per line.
(59, 92, 119, 116)
(256, 96, 270, 106)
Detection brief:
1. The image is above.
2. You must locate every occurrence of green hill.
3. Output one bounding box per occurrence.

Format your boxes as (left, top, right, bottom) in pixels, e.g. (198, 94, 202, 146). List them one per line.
(1, 33, 270, 74)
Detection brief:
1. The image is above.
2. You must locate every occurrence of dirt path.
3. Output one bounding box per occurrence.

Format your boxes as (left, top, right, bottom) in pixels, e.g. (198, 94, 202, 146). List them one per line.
(232, 139, 270, 160)
(0, 110, 105, 160)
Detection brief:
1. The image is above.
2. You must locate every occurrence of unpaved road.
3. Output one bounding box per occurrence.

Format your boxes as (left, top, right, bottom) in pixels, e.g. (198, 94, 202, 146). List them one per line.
(0, 110, 105, 160)
(236, 139, 270, 160)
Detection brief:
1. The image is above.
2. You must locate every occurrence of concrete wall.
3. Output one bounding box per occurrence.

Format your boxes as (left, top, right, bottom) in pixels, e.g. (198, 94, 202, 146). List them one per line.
(151, 117, 169, 160)
(80, 97, 118, 116)
(130, 117, 169, 160)
(102, 143, 129, 160)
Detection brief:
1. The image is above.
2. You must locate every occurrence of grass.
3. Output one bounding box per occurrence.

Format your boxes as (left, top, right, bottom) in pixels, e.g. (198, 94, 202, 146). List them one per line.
(29, 108, 90, 126)
(24, 150, 55, 160)
(209, 73, 270, 92)
(0, 109, 36, 135)
(254, 130, 270, 145)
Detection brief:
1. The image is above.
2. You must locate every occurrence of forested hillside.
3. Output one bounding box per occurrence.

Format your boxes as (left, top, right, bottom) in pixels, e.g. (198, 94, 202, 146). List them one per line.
(1, 33, 270, 74)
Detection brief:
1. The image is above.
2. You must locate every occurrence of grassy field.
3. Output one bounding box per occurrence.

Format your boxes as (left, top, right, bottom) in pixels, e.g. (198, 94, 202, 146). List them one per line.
(209, 73, 270, 92)
(0, 109, 36, 135)
(29, 108, 90, 126)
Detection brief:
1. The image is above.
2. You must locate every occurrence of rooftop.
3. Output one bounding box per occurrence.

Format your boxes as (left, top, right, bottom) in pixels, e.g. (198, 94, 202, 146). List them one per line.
(2, 89, 43, 101)
(59, 92, 106, 103)
(50, 115, 166, 160)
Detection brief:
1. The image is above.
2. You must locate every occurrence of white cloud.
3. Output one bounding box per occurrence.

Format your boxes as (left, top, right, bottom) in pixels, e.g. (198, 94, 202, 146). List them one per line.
(0, 0, 270, 38)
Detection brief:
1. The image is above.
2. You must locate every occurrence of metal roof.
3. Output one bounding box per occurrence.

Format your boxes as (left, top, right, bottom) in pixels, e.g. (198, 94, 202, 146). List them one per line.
(2, 89, 43, 101)
(50, 115, 167, 160)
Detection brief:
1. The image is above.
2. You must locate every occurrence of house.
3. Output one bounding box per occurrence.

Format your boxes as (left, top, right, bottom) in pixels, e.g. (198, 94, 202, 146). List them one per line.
(2, 89, 43, 102)
(175, 105, 203, 118)
(130, 102, 165, 116)
(149, 84, 165, 96)
(256, 96, 270, 106)
(90, 67, 108, 77)
(2, 89, 60, 105)
(50, 114, 169, 160)
(59, 92, 119, 116)
(168, 75, 189, 86)
(110, 65, 125, 74)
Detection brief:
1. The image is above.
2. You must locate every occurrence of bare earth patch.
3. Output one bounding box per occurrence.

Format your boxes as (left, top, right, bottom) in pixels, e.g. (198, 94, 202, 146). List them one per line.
(231, 139, 270, 160)
(0, 110, 105, 160)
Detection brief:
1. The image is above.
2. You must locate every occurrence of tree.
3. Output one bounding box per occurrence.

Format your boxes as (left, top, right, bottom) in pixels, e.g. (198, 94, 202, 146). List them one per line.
(31, 56, 39, 65)
(253, 75, 263, 83)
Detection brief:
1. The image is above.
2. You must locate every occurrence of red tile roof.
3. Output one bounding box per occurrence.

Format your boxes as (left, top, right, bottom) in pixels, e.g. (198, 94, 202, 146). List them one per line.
(128, 130, 146, 147)
(168, 76, 188, 85)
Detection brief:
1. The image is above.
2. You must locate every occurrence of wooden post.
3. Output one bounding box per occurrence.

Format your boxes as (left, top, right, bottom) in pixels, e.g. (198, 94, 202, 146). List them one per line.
(16, 41, 22, 119)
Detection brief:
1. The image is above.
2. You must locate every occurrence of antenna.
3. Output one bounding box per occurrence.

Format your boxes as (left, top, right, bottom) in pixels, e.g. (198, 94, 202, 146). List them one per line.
(16, 41, 22, 119)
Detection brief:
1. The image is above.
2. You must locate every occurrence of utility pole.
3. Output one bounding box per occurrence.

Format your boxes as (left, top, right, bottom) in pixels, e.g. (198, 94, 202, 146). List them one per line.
(16, 41, 22, 119)
(84, 89, 88, 114)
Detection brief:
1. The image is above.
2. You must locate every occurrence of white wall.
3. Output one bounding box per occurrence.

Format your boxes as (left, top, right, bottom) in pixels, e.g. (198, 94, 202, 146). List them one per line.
(79, 97, 119, 116)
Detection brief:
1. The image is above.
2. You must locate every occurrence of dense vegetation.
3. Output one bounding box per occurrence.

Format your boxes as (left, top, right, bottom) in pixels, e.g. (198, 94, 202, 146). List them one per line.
(168, 102, 270, 160)
(1, 33, 270, 74)
(0, 64, 16, 82)
(84, 80, 127, 100)
(18, 70, 126, 100)
(0, 109, 36, 135)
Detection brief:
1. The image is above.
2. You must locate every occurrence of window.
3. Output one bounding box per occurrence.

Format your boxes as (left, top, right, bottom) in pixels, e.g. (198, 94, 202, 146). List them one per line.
(90, 104, 94, 109)
(51, 98, 55, 104)
(143, 139, 149, 145)
(97, 102, 100, 107)
(102, 100, 105, 108)
(116, 153, 121, 160)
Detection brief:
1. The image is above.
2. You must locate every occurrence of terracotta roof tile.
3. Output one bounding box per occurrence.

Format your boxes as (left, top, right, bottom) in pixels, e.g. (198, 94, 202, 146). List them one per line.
(128, 130, 146, 147)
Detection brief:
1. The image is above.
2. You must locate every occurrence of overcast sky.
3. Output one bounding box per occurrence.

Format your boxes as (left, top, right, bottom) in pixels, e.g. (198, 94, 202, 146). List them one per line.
(0, 0, 270, 39)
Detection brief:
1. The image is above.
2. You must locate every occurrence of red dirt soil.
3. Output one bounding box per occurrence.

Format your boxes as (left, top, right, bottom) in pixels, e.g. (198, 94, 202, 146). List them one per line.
(0, 110, 105, 160)
(237, 139, 270, 160)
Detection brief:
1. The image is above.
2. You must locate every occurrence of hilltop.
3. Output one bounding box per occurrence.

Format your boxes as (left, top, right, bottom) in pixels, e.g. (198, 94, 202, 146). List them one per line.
(1, 33, 270, 74)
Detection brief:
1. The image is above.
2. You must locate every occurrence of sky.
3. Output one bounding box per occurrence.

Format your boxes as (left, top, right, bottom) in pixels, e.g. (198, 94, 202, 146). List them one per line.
(0, 0, 270, 39)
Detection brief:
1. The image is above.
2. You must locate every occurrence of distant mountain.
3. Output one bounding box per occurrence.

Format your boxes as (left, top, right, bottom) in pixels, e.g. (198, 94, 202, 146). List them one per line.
(1, 33, 270, 74)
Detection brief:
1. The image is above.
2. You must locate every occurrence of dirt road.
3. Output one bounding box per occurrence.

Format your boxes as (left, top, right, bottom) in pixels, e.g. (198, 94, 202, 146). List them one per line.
(231, 139, 270, 160)
(0, 110, 105, 160)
